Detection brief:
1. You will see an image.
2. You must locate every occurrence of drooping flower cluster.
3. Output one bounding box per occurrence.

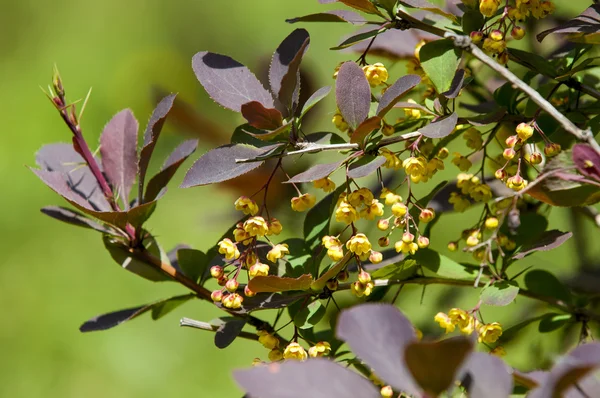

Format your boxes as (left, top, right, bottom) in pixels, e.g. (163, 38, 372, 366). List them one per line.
(435, 308, 503, 345)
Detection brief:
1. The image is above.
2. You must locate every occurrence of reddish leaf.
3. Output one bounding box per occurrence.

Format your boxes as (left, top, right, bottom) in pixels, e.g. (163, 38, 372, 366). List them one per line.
(40, 206, 112, 234)
(336, 61, 371, 130)
(248, 274, 313, 293)
(36, 143, 111, 211)
(241, 101, 284, 130)
(138, 94, 177, 201)
(404, 337, 473, 396)
(572, 143, 600, 181)
(512, 230, 573, 260)
(336, 303, 420, 395)
(181, 144, 277, 188)
(234, 358, 380, 398)
(286, 10, 366, 25)
(347, 155, 386, 179)
(537, 5, 600, 42)
(311, 252, 352, 291)
(243, 123, 291, 142)
(144, 139, 198, 202)
(376, 74, 421, 117)
(192, 51, 274, 112)
(286, 161, 343, 183)
(100, 109, 139, 204)
(351, 116, 382, 143)
(418, 112, 458, 138)
(269, 29, 310, 110)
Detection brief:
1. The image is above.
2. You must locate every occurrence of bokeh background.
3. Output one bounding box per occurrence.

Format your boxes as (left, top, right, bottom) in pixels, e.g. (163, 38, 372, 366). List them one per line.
(2, 1, 598, 397)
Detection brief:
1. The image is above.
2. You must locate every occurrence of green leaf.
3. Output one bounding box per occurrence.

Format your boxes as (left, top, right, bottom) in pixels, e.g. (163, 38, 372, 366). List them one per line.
(495, 314, 551, 345)
(176, 248, 207, 284)
(282, 238, 312, 277)
(413, 249, 480, 280)
(538, 314, 572, 333)
(524, 269, 573, 306)
(304, 185, 345, 251)
(331, 26, 388, 50)
(462, 9, 484, 34)
(419, 39, 461, 93)
(494, 82, 520, 114)
(248, 274, 313, 293)
(371, 259, 418, 280)
(480, 281, 519, 307)
(300, 86, 331, 119)
(311, 252, 352, 291)
(151, 294, 194, 320)
(509, 48, 558, 78)
(291, 300, 326, 329)
(103, 235, 170, 282)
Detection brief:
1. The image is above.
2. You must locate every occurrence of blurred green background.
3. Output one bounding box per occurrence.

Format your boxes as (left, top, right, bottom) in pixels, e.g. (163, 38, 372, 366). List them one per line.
(2, 1, 598, 397)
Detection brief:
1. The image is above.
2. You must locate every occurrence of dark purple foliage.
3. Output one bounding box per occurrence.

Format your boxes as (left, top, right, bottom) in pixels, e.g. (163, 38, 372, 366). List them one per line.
(181, 144, 279, 188)
(214, 318, 247, 349)
(347, 155, 386, 179)
(286, 161, 342, 183)
(336, 303, 420, 395)
(286, 10, 366, 25)
(460, 352, 513, 398)
(269, 28, 310, 110)
(513, 230, 573, 260)
(418, 113, 458, 138)
(144, 139, 198, 202)
(349, 28, 437, 59)
(376, 74, 421, 117)
(192, 51, 274, 112)
(572, 143, 600, 181)
(234, 358, 380, 398)
(100, 109, 139, 204)
(215, 293, 308, 314)
(442, 69, 465, 99)
(335, 61, 371, 130)
(537, 4, 600, 42)
(40, 206, 112, 234)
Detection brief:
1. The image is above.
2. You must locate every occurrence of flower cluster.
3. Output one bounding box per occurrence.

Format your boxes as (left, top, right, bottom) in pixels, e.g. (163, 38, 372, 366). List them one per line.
(434, 308, 503, 344)
(448, 173, 493, 212)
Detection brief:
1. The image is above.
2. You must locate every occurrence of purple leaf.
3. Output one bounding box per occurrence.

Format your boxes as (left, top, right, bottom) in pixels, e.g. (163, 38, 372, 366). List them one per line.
(286, 161, 343, 183)
(243, 123, 292, 142)
(215, 293, 308, 314)
(80, 294, 193, 332)
(240, 101, 284, 130)
(350, 28, 437, 59)
(460, 352, 513, 398)
(512, 230, 573, 260)
(376, 74, 421, 117)
(192, 51, 274, 112)
(404, 337, 473, 396)
(144, 139, 198, 202)
(537, 4, 600, 42)
(572, 143, 600, 181)
(332, 26, 386, 50)
(351, 116, 382, 144)
(40, 206, 112, 234)
(138, 94, 177, 201)
(441, 68, 465, 99)
(234, 358, 380, 398)
(336, 61, 371, 130)
(100, 109, 139, 204)
(269, 28, 310, 110)
(36, 143, 110, 211)
(529, 343, 600, 397)
(181, 144, 276, 188)
(286, 10, 366, 25)
(418, 112, 458, 139)
(300, 86, 331, 118)
(347, 155, 386, 179)
(214, 317, 247, 349)
(336, 303, 420, 395)
(394, 101, 435, 115)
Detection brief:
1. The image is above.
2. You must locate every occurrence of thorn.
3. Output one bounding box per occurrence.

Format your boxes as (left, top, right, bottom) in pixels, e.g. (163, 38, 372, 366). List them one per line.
(79, 87, 93, 122)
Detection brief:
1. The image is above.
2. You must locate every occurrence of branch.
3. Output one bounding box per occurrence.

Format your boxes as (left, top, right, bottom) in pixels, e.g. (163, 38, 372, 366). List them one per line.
(180, 317, 259, 342)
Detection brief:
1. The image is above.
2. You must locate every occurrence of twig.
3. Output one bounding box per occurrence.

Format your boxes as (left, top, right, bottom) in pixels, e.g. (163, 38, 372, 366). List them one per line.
(180, 317, 259, 341)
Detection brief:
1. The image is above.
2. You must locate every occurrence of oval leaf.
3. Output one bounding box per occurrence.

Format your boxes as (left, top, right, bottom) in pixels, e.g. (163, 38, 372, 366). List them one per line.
(181, 144, 273, 188)
(191, 51, 274, 112)
(572, 143, 600, 180)
(413, 248, 480, 280)
(376, 74, 421, 117)
(270, 28, 310, 109)
(347, 155, 386, 179)
(524, 269, 573, 306)
(234, 358, 380, 398)
(248, 274, 313, 293)
(336, 303, 420, 395)
(419, 39, 461, 93)
(336, 61, 371, 130)
(460, 352, 514, 398)
(512, 230, 573, 260)
(418, 113, 458, 139)
(40, 206, 112, 234)
(300, 86, 331, 119)
(176, 248, 207, 284)
(241, 101, 284, 130)
(286, 10, 366, 25)
(286, 161, 343, 184)
(293, 300, 326, 329)
(480, 281, 520, 307)
(214, 317, 247, 349)
(350, 116, 382, 144)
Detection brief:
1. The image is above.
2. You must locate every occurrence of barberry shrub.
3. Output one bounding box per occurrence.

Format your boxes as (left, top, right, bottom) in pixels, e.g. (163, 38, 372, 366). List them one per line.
(33, 1, 600, 397)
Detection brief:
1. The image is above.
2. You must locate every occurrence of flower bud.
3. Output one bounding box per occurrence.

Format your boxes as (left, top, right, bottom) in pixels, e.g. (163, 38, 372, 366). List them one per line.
(495, 169, 507, 180)
(437, 147, 449, 159)
(544, 142, 561, 157)
(210, 265, 224, 279)
(490, 30, 504, 41)
(217, 275, 228, 286)
(503, 147, 516, 160)
(337, 270, 349, 282)
(225, 279, 239, 293)
(377, 219, 389, 231)
(529, 152, 542, 164)
(244, 285, 256, 297)
(210, 290, 223, 302)
(511, 26, 525, 40)
(505, 135, 518, 148)
(516, 122, 534, 141)
(326, 279, 339, 291)
(417, 236, 430, 248)
(498, 51, 509, 65)
(470, 31, 484, 44)
(378, 236, 390, 247)
(358, 270, 372, 284)
(369, 251, 383, 264)
(419, 208, 435, 223)
(447, 241, 458, 252)
(485, 217, 499, 229)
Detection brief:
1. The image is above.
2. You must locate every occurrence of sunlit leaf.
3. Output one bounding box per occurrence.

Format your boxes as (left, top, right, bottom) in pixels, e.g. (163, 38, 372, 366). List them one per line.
(300, 86, 331, 119)
(347, 155, 386, 179)
(248, 274, 313, 293)
(331, 26, 388, 50)
(291, 300, 326, 329)
(418, 113, 458, 139)
(512, 230, 573, 260)
(240, 101, 284, 130)
(351, 116, 382, 144)
(419, 39, 461, 93)
(480, 281, 519, 307)
(413, 249, 480, 280)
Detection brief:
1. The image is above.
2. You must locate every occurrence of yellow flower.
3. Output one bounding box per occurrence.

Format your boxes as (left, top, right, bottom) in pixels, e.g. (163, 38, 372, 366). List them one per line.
(391, 202, 408, 217)
(218, 238, 240, 260)
(395, 237, 419, 255)
(369, 251, 383, 264)
(283, 342, 308, 361)
(469, 183, 492, 202)
(448, 308, 476, 335)
(268, 349, 283, 362)
(506, 175, 528, 191)
(267, 218, 283, 235)
(346, 233, 372, 255)
(380, 188, 402, 206)
(332, 111, 349, 133)
(327, 245, 345, 261)
(351, 281, 374, 297)
(291, 193, 316, 212)
(234, 224, 253, 244)
(234, 196, 259, 216)
(243, 216, 269, 237)
(308, 341, 331, 358)
(313, 177, 336, 193)
(479, 0, 500, 17)
(266, 244, 289, 263)
(544, 142, 561, 157)
(485, 217, 499, 229)
(463, 127, 483, 150)
(403, 156, 428, 180)
(478, 322, 503, 344)
(490, 346, 506, 357)
(348, 188, 374, 207)
(249, 262, 270, 278)
(403, 99, 422, 119)
(322, 235, 341, 249)
(257, 330, 279, 350)
(380, 148, 402, 169)
(222, 293, 243, 309)
(360, 199, 384, 220)
(335, 200, 359, 224)
(363, 62, 389, 87)
(516, 122, 534, 141)
(434, 312, 456, 333)
(482, 38, 506, 54)
(449, 192, 471, 212)
(452, 153, 472, 171)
